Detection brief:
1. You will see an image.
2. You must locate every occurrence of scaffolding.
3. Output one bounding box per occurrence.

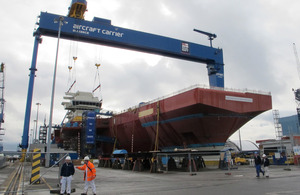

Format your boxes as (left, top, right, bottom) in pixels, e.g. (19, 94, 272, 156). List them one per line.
(0, 63, 5, 152)
(293, 43, 300, 126)
(273, 109, 282, 140)
(39, 125, 47, 144)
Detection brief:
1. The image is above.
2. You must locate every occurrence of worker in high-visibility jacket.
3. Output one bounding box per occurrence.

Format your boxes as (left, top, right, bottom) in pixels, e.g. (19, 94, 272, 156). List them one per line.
(76, 156, 97, 195)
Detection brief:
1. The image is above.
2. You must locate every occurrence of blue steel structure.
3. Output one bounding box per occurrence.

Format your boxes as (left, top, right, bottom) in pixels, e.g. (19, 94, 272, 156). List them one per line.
(21, 35, 42, 157)
(37, 12, 224, 87)
(21, 9, 225, 157)
(81, 111, 96, 156)
(279, 115, 300, 136)
(82, 111, 96, 144)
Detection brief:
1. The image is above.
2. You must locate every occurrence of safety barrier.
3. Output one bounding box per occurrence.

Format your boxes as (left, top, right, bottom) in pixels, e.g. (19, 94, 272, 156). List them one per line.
(30, 148, 41, 184)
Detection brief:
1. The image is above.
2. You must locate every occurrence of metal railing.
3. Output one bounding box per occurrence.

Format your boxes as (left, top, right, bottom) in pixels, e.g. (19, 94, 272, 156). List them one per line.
(0, 152, 70, 194)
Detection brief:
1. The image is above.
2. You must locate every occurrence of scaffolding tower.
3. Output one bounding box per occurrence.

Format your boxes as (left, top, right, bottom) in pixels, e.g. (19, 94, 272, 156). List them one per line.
(273, 109, 282, 140)
(293, 43, 300, 126)
(0, 63, 5, 152)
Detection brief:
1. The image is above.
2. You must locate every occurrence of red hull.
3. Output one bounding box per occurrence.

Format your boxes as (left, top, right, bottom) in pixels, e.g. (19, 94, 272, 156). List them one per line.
(111, 86, 272, 152)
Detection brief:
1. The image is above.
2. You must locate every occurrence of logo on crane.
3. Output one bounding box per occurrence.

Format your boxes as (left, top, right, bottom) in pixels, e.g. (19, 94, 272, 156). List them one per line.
(72, 24, 124, 38)
(181, 42, 190, 54)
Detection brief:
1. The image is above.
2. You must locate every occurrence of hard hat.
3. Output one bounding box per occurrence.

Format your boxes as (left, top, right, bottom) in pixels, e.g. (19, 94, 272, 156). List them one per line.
(262, 154, 266, 158)
(84, 156, 90, 161)
(66, 156, 71, 160)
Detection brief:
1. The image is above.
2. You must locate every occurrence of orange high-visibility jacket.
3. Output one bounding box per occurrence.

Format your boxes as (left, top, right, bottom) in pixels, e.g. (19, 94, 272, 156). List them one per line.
(76, 161, 96, 181)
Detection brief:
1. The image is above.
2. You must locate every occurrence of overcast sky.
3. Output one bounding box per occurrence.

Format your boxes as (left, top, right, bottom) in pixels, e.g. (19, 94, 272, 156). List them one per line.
(1, 0, 300, 151)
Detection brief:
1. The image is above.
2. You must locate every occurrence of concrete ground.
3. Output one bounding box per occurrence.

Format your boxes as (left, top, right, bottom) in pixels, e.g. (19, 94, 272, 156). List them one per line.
(1, 162, 300, 195)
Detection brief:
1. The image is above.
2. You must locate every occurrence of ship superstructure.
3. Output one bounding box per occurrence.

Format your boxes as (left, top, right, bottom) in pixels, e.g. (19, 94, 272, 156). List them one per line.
(59, 89, 110, 156)
(62, 91, 102, 124)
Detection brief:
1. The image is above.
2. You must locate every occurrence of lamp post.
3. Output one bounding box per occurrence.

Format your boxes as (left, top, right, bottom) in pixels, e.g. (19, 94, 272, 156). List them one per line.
(33, 120, 37, 143)
(30, 128, 33, 144)
(35, 103, 41, 143)
(45, 16, 67, 168)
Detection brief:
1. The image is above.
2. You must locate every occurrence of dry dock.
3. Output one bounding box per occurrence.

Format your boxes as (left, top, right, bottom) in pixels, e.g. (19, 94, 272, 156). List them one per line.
(1, 161, 300, 194)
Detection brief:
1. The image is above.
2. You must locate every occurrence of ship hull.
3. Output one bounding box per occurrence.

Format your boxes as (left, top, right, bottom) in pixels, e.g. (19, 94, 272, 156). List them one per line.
(111, 86, 272, 153)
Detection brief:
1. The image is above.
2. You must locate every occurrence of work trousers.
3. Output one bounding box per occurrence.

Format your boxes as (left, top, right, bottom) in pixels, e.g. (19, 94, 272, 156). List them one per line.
(61, 175, 72, 194)
(263, 166, 269, 177)
(255, 164, 264, 176)
(84, 179, 96, 194)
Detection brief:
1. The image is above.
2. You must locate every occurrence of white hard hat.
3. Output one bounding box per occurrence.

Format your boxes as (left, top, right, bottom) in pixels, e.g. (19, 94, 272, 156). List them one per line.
(66, 156, 71, 160)
(262, 154, 266, 158)
(84, 156, 90, 161)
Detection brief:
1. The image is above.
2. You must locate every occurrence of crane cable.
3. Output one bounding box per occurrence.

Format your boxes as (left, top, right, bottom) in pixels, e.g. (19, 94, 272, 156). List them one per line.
(131, 112, 135, 153)
(154, 102, 160, 151)
(112, 117, 117, 152)
(67, 41, 78, 92)
(93, 46, 102, 100)
(293, 43, 300, 80)
(92, 63, 101, 93)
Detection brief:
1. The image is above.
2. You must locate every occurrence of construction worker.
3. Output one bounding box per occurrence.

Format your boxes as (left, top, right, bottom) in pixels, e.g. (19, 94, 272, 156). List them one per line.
(254, 152, 264, 177)
(262, 154, 270, 178)
(76, 156, 97, 195)
(60, 156, 75, 195)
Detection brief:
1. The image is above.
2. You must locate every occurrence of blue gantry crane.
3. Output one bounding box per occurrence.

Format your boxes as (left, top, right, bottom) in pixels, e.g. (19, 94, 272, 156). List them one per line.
(20, 0, 225, 159)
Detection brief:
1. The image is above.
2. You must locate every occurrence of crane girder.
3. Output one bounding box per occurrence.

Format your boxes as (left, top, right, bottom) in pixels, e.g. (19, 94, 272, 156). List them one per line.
(36, 12, 224, 88)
